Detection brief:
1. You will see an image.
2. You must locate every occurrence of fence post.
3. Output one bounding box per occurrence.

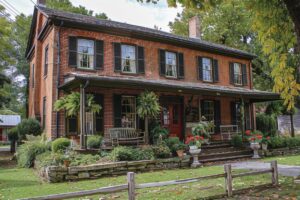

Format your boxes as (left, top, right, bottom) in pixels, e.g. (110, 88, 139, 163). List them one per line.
(271, 160, 279, 186)
(224, 164, 233, 197)
(127, 172, 135, 200)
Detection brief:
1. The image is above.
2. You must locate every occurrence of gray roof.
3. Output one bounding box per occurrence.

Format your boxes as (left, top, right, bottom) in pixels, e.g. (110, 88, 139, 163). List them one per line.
(0, 115, 21, 127)
(34, 6, 255, 59)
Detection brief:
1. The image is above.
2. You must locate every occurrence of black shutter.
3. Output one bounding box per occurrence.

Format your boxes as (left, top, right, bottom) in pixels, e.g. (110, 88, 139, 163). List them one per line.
(68, 116, 78, 133)
(242, 64, 248, 86)
(113, 94, 122, 127)
(213, 59, 219, 82)
(137, 46, 145, 74)
(159, 49, 166, 76)
(229, 62, 234, 84)
(198, 57, 203, 80)
(200, 100, 204, 119)
(94, 94, 104, 133)
(68, 37, 77, 67)
(177, 52, 184, 78)
(94, 40, 104, 70)
(114, 43, 121, 72)
(231, 101, 237, 125)
(214, 100, 221, 133)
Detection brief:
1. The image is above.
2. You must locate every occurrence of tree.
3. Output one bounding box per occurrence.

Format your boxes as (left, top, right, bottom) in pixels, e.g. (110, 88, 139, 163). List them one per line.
(137, 91, 161, 144)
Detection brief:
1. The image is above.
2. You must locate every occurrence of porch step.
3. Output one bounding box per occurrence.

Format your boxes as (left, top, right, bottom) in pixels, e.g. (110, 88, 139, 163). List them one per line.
(199, 154, 252, 163)
(201, 143, 232, 149)
(201, 147, 244, 154)
(199, 149, 252, 160)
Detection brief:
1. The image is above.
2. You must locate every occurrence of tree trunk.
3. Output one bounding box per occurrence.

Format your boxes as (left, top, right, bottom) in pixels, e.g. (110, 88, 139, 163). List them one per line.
(290, 113, 295, 137)
(10, 140, 16, 153)
(144, 117, 149, 144)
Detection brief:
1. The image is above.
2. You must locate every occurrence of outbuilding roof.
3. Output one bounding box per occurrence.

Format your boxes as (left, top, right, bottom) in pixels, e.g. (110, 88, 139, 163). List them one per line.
(0, 115, 21, 127)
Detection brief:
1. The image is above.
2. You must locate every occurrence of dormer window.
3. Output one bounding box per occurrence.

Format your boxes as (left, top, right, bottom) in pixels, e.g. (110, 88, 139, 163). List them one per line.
(165, 51, 177, 78)
(121, 44, 136, 73)
(77, 39, 94, 69)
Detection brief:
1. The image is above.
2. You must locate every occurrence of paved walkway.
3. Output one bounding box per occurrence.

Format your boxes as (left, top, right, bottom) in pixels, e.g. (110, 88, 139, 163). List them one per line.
(230, 161, 300, 177)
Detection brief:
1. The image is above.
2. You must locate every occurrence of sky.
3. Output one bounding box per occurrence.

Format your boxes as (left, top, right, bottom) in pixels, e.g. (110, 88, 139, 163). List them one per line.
(6, 0, 183, 32)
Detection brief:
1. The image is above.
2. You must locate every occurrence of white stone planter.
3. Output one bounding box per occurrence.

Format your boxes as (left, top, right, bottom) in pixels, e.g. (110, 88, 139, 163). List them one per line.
(262, 143, 268, 151)
(189, 145, 201, 167)
(250, 142, 261, 159)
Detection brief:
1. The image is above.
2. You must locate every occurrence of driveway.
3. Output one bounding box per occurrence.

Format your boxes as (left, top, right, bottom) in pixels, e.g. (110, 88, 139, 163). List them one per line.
(230, 161, 300, 177)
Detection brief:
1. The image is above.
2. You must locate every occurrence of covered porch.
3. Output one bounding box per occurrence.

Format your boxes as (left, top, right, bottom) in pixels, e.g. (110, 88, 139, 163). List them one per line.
(58, 73, 280, 147)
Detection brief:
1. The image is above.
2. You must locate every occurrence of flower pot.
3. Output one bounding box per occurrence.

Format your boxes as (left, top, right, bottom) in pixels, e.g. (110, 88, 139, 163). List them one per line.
(189, 146, 201, 168)
(176, 150, 185, 159)
(250, 142, 261, 159)
(262, 143, 268, 151)
(63, 160, 71, 167)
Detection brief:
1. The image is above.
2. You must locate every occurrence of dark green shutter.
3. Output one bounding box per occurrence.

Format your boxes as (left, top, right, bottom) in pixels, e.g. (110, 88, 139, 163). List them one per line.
(159, 49, 166, 76)
(137, 46, 145, 73)
(113, 94, 122, 127)
(229, 62, 234, 84)
(114, 43, 121, 71)
(231, 101, 237, 125)
(198, 57, 203, 80)
(200, 100, 204, 119)
(214, 100, 221, 133)
(242, 64, 248, 86)
(177, 53, 184, 78)
(95, 40, 104, 70)
(94, 94, 104, 133)
(213, 59, 219, 82)
(68, 37, 77, 67)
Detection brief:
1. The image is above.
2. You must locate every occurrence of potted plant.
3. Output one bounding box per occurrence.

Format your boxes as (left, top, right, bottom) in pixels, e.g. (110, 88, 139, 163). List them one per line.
(261, 136, 270, 151)
(174, 142, 187, 158)
(247, 131, 263, 159)
(185, 135, 204, 167)
(192, 121, 214, 144)
(63, 155, 71, 167)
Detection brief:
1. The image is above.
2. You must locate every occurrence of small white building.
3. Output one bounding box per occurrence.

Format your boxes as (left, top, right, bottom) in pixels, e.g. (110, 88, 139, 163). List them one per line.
(277, 109, 300, 135)
(0, 115, 21, 143)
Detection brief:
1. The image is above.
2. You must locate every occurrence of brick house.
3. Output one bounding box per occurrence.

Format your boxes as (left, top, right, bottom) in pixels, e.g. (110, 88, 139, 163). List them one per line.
(25, 3, 279, 143)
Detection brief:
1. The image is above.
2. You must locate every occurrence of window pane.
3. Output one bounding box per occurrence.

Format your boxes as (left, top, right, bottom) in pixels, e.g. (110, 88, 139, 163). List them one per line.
(121, 45, 136, 73)
(77, 39, 94, 69)
(202, 58, 212, 82)
(121, 96, 136, 128)
(202, 101, 214, 122)
(165, 51, 177, 78)
(233, 63, 242, 85)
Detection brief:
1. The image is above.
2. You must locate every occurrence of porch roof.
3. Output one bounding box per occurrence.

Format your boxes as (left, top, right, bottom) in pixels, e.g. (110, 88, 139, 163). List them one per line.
(59, 73, 280, 102)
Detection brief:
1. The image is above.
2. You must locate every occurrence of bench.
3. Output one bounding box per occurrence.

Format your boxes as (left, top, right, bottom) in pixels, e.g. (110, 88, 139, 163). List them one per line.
(108, 128, 145, 146)
(220, 125, 240, 140)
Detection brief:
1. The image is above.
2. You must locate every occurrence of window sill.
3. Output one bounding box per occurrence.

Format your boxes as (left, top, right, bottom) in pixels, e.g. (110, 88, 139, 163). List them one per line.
(76, 67, 98, 72)
(164, 75, 178, 80)
(202, 80, 214, 83)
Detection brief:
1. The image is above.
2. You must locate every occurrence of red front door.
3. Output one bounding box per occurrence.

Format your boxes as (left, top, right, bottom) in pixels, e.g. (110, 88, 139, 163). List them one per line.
(161, 100, 183, 139)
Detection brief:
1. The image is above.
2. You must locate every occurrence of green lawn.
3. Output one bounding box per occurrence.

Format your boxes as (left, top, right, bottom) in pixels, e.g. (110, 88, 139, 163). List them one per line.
(1, 155, 300, 199)
(263, 154, 300, 166)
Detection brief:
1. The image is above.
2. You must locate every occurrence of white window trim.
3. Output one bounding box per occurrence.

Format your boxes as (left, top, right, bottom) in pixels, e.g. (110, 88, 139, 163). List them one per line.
(121, 44, 137, 74)
(77, 39, 95, 70)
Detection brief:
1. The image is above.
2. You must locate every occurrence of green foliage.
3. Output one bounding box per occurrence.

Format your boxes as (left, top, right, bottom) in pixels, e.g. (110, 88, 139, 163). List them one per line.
(150, 123, 169, 144)
(174, 142, 187, 151)
(268, 137, 286, 149)
(54, 92, 101, 117)
(231, 135, 243, 148)
(110, 146, 155, 161)
(151, 144, 171, 158)
(69, 153, 101, 166)
(164, 137, 180, 153)
(192, 121, 214, 139)
(137, 91, 161, 119)
(0, 109, 17, 115)
(7, 127, 19, 142)
(51, 138, 71, 153)
(16, 118, 42, 141)
(35, 151, 65, 168)
(256, 113, 277, 136)
(87, 135, 103, 149)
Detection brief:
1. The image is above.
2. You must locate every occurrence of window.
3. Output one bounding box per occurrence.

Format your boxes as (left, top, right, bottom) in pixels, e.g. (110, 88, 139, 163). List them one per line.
(234, 102, 241, 125)
(42, 97, 46, 129)
(202, 58, 213, 82)
(162, 106, 170, 125)
(77, 39, 94, 69)
(165, 51, 177, 78)
(121, 44, 136, 73)
(44, 45, 48, 76)
(32, 64, 34, 88)
(233, 63, 242, 85)
(121, 96, 136, 128)
(201, 100, 214, 121)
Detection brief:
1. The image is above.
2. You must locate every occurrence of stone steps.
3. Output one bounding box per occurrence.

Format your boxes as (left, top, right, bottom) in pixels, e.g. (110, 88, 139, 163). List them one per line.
(199, 154, 252, 163)
(199, 149, 252, 160)
(201, 143, 232, 149)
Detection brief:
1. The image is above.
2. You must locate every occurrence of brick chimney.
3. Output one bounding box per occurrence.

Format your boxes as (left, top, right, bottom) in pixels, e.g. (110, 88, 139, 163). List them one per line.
(188, 16, 201, 39)
(37, 0, 46, 7)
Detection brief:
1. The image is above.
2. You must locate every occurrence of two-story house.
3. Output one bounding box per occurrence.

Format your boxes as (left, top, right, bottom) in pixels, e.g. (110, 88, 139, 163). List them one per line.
(26, 2, 279, 143)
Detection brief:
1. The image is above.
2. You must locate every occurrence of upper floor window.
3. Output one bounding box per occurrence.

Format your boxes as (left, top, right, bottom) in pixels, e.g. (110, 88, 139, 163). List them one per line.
(77, 39, 94, 69)
(230, 62, 247, 86)
(121, 44, 136, 73)
(165, 51, 177, 78)
(44, 45, 48, 76)
(202, 58, 213, 82)
(233, 63, 242, 85)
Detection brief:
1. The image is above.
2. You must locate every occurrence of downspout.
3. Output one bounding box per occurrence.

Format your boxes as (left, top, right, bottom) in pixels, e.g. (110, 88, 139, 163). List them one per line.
(56, 21, 63, 139)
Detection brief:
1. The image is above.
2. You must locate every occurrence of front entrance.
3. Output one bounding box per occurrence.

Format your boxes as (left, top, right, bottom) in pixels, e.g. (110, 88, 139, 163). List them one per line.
(160, 96, 183, 139)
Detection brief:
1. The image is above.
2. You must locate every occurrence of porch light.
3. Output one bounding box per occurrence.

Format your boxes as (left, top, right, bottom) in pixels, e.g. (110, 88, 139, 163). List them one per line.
(178, 89, 182, 93)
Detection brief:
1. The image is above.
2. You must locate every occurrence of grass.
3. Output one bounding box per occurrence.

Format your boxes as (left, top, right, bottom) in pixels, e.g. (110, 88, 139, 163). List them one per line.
(263, 154, 300, 166)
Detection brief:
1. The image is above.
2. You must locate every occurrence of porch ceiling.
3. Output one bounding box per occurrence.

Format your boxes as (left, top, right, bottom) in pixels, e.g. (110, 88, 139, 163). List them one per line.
(59, 73, 280, 102)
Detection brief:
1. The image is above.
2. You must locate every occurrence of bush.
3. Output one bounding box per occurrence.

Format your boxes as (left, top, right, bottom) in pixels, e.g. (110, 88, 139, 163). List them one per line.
(35, 151, 65, 168)
(267, 137, 285, 149)
(256, 113, 277, 136)
(138, 146, 155, 160)
(16, 137, 49, 168)
(17, 118, 42, 141)
(51, 138, 71, 153)
(70, 153, 101, 166)
(283, 137, 300, 148)
(152, 144, 171, 158)
(150, 124, 169, 144)
(164, 137, 180, 153)
(231, 135, 243, 147)
(8, 127, 19, 141)
(87, 135, 102, 149)
(110, 146, 155, 161)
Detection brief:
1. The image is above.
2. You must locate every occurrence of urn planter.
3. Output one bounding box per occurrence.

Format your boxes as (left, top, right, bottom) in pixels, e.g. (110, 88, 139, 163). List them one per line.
(250, 142, 261, 159)
(189, 145, 201, 167)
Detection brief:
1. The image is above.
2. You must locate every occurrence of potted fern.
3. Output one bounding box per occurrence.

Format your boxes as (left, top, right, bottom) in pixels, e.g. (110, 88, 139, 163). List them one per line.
(174, 142, 187, 158)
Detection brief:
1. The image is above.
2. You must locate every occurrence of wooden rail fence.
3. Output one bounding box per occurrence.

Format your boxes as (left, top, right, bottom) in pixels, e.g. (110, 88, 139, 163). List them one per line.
(19, 161, 279, 200)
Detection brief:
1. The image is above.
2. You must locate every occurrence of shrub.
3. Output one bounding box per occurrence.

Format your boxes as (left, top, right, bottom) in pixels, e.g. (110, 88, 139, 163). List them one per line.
(267, 137, 285, 149)
(150, 124, 169, 144)
(35, 151, 65, 168)
(110, 146, 138, 161)
(138, 146, 155, 160)
(152, 144, 171, 158)
(256, 113, 277, 136)
(17, 118, 42, 141)
(87, 135, 102, 149)
(164, 137, 180, 153)
(51, 138, 71, 153)
(174, 142, 187, 151)
(16, 137, 49, 168)
(8, 127, 19, 141)
(70, 153, 101, 166)
(231, 135, 243, 147)
(283, 137, 300, 148)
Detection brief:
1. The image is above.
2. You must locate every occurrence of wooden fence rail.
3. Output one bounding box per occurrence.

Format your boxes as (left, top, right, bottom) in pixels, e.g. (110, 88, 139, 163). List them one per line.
(19, 161, 279, 200)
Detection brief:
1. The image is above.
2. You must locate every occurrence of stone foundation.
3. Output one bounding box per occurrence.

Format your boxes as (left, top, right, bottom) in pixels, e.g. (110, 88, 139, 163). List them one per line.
(37, 156, 191, 183)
